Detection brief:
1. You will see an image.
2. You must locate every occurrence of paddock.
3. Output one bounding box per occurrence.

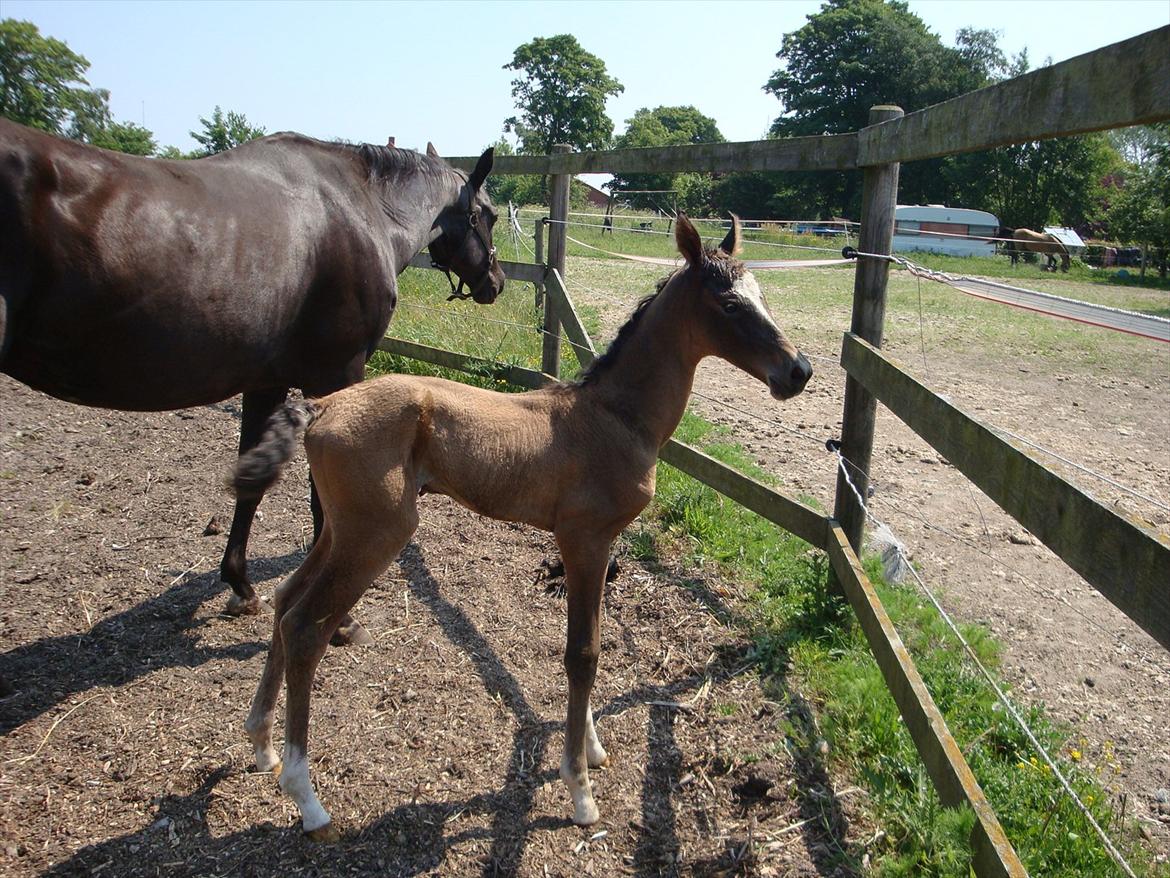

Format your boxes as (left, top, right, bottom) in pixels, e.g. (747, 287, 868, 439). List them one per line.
(2, 24, 1169, 878)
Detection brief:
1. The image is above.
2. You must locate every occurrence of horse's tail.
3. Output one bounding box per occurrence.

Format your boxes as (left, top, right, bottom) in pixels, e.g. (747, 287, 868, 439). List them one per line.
(233, 400, 320, 500)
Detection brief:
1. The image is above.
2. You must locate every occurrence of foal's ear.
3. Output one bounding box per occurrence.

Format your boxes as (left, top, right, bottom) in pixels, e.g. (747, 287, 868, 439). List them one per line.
(675, 213, 704, 266)
(426, 142, 440, 158)
(718, 214, 742, 257)
(469, 147, 494, 192)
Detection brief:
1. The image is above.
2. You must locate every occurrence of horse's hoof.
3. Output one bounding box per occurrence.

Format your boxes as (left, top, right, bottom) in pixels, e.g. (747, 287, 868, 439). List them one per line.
(572, 800, 600, 826)
(271, 761, 283, 780)
(224, 593, 263, 616)
(305, 822, 340, 843)
(330, 620, 374, 647)
(591, 754, 610, 770)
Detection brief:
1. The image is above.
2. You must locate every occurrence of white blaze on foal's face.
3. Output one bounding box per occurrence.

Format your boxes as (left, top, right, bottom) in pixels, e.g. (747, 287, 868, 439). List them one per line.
(732, 271, 779, 329)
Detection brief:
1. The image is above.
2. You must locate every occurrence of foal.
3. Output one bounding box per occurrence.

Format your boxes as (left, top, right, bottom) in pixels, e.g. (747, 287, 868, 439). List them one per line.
(236, 214, 812, 840)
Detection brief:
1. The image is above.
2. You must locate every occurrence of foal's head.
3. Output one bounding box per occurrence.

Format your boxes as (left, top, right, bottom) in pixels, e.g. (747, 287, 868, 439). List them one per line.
(426, 144, 506, 304)
(669, 214, 812, 400)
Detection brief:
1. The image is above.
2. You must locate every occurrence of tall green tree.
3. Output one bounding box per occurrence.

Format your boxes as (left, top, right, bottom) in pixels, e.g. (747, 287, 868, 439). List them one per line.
(759, 0, 1012, 217)
(0, 18, 101, 134)
(190, 105, 266, 156)
(1, 19, 159, 155)
(1107, 124, 1169, 272)
(503, 35, 623, 156)
(610, 105, 724, 214)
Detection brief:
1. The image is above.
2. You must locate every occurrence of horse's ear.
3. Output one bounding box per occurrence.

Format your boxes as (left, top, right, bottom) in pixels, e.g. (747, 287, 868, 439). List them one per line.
(718, 214, 742, 257)
(674, 213, 704, 266)
(469, 147, 494, 191)
(426, 142, 440, 158)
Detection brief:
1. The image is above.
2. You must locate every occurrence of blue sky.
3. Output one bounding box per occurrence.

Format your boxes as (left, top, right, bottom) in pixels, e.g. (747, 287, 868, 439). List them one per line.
(4, 0, 1168, 157)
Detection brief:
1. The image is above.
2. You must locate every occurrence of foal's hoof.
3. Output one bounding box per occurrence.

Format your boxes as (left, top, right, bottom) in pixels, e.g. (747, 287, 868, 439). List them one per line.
(330, 619, 374, 647)
(572, 800, 600, 826)
(305, 822, 341, 843)
(224, 593, 264, 616)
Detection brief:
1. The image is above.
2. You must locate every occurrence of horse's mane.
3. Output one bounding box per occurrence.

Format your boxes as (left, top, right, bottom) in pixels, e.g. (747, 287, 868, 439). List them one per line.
(571, 247, 744, 387)
(349, 143, 460, 184)
(572, 293, 660, 387)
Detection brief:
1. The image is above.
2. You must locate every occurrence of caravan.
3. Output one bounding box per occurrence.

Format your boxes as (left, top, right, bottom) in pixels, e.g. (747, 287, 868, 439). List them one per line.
(892, 205, 999, 257)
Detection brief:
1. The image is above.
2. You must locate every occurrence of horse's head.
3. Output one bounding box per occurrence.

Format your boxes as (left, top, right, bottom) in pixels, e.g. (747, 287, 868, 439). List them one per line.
(672, 213, 811, 400)
(427, 144, 506, 304)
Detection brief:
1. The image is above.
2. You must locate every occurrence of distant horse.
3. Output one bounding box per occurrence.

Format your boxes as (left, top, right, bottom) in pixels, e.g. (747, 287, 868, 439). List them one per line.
(0, 119, 505, 640)
(998, 226, 1070, 272)
(232, 214, 812, 839)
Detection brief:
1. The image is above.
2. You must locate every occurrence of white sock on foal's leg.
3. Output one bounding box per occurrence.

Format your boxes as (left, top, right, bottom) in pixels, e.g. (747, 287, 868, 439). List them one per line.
(279, 746, 336, 839)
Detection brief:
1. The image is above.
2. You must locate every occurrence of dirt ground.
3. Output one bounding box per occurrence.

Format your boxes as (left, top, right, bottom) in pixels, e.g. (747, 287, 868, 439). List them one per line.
(0, 375, 869, 877)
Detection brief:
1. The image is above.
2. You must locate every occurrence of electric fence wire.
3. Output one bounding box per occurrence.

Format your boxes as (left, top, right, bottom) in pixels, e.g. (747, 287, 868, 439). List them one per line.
(836, 456, 1140, 878)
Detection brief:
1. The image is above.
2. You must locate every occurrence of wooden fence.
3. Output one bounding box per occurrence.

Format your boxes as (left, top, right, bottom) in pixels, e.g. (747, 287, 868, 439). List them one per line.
(390, 26, 1170, 877)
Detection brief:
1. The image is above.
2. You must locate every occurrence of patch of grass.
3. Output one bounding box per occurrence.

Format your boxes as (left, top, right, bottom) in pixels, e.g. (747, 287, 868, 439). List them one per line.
(633, 420, 1162, 877)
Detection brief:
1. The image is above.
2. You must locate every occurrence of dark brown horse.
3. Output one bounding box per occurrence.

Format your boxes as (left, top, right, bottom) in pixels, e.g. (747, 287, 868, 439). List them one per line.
(0, 119, 505, 635)
(998, 226, 1070, 272)
(232, 214, 811, 839)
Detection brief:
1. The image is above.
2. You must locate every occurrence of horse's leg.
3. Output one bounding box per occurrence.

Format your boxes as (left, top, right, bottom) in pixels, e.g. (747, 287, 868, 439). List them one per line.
(556, 531, 613, 826)
(221, 387, 289, 616)
(245, 526, 333, 774)
(304, 362, 372, 647)
(278, 484, 419, 840)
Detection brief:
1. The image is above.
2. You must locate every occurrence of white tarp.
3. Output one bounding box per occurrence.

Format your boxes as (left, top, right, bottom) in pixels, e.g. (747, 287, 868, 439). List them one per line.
(1043, 227, 1086, 249)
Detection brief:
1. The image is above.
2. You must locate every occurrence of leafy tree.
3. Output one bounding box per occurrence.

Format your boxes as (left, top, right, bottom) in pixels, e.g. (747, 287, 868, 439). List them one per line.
(610, 106, 724, 214)
(503, 35, 623, 155)
(760, 0, 1018, 217)
(0, 18, 101, 134)
(1107, 124, 1169, 273)
(1, 20, 159, 156)
(190, 105, 266, 156)
(89, 120, 157, 156)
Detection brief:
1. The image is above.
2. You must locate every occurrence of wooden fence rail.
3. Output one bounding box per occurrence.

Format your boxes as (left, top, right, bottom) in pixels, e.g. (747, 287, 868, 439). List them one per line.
(840, 333, 1170, 651)
(449, 27, 1169, 177)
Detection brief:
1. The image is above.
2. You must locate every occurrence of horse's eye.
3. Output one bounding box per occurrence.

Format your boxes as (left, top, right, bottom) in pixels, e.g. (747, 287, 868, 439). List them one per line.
(722, 301, 739, 314)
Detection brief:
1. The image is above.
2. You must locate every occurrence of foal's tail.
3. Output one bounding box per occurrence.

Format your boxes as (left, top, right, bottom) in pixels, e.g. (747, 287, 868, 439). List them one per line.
(233, 400, 320, 500)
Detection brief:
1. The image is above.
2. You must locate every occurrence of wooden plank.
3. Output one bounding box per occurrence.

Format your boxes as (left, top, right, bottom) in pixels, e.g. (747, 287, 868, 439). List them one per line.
(545, 269, 597, 366)
(858, 26, 1170, 166)
(375, 337, 549, 390)
(659, 441, 827, 548)
(825, 524, 1026, 877)
(833, 106, 903, 554)
(841, 333, 1170, 650)
(406, 252, 546, 285)
(448, 133, 858, 176)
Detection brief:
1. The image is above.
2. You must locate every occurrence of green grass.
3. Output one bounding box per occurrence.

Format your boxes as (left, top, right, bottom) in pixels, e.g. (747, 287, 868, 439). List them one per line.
(378, 246, 1165, 876)
(631, 416, 1162, 877)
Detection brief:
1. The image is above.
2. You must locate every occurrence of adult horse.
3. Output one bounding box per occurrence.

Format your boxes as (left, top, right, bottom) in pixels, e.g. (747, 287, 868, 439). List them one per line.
(232, 214, 812, 839)
(998, 226, 1070, 272)
(0, 119, 505, 637)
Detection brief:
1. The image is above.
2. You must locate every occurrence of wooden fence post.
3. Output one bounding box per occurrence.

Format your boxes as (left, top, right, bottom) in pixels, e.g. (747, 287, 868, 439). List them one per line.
(534, 218, 546, 309)
(833, 105, 904, 554)
(541, 144, 572, 377)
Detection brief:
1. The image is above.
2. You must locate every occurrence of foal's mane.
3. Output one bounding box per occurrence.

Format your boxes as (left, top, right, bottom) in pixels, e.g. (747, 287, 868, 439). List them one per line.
(572, 245, 745, 387)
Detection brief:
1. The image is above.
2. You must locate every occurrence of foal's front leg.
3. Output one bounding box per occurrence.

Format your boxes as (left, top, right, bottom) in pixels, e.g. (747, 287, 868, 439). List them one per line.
(556, 533, 613, 825)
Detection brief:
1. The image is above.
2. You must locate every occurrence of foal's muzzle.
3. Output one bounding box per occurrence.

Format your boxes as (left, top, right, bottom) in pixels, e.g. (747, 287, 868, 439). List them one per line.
(768, 353, 813, 400)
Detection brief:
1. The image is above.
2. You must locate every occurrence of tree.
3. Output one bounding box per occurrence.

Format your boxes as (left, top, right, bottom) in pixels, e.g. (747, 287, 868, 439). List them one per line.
(190, 105, 266, 156)
(89, 120, 157, 156)
(0, 18, 101, 134)
(503, 35, 623, 156)
(1107, 124, 1169, 274)
(610, 106, 724, 214)
(761, 0, 1014, 217)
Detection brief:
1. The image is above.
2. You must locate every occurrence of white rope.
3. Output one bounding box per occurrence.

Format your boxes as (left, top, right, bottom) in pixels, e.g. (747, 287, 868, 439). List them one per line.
(550, 218, 849, 255)
(836, 456, 1138, 878)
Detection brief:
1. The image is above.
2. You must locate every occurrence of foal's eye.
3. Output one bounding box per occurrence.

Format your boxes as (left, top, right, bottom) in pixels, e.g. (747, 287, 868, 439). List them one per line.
(722, 301, 739, 314)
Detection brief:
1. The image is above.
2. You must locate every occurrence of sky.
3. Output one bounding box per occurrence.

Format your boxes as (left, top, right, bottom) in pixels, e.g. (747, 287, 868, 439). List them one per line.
(4, 0, 1168, 160)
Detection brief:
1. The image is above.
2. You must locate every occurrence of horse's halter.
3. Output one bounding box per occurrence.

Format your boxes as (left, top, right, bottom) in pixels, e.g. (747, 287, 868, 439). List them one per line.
(430, 186, 498, 301)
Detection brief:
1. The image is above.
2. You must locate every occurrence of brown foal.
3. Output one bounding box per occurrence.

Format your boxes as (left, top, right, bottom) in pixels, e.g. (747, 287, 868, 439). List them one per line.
(235, 213, 812, 840)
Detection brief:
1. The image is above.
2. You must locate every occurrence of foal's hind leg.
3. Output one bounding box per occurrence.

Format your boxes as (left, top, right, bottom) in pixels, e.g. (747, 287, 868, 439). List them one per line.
(245, 527, 334, 774)
(556, 532, 615, 826)
(221, 387, 289, 615)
